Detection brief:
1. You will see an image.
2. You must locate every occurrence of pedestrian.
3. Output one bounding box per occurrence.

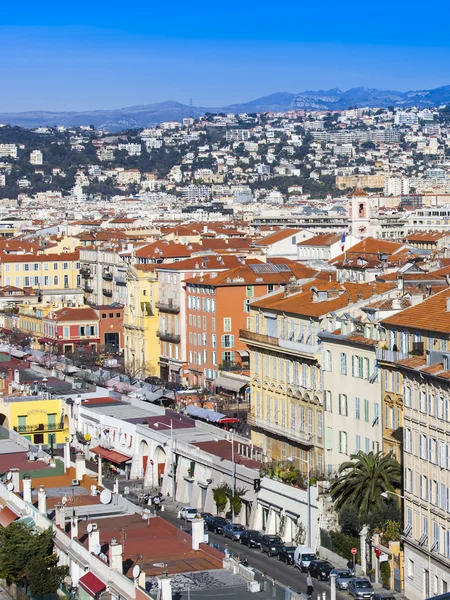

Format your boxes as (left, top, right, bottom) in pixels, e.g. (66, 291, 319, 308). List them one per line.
(306, 572, 314, 600)
(153, 495, 161, 511)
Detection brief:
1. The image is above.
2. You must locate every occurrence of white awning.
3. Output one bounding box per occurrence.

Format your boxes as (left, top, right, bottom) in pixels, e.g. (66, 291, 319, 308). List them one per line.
(214, 375, 247, 392)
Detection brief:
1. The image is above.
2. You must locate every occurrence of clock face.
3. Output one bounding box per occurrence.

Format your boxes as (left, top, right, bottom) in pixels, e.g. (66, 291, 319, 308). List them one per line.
(358, 225, 367, 233)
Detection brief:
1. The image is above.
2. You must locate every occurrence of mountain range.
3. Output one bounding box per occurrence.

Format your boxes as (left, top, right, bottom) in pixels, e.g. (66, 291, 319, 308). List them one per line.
(1, 85, 450, 131)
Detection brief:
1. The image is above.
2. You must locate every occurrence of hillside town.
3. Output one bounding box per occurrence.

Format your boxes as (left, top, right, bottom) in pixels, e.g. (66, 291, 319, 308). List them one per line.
(1, 104, 450, 600)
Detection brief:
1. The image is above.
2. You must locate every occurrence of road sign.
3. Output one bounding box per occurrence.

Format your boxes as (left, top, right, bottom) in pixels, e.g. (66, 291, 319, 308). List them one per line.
(351, 547, 357, 555)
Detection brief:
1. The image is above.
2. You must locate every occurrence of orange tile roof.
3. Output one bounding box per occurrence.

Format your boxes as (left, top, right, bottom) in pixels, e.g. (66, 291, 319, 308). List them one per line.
(382, 288, 450, 334)
(251, 280, 395, 318)
(156, 255, 243, 271)
(253, 228, 302, 246)
(297, 233, 341, 247)
(48, 307, 98, 322)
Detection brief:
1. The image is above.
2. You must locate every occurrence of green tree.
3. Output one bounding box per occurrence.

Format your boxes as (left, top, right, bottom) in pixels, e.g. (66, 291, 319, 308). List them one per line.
(0, 522, 68, 595)
(212, 483, 229, 514)
(330, 451, 401, 517)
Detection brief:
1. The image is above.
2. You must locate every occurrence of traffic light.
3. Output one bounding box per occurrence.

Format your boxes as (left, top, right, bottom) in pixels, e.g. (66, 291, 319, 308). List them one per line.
(253, 478, 261, 492)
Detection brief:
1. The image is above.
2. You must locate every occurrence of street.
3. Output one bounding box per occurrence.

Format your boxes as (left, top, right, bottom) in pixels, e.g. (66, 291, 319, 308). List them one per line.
(157, 504, 349, 600)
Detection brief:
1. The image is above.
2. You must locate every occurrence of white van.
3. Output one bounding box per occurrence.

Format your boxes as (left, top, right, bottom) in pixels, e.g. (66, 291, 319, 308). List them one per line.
(294, 546, 316, 572)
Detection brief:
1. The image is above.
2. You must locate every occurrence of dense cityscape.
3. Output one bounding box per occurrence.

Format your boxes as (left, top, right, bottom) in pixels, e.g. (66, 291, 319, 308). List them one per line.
(1, 102, 450, 600)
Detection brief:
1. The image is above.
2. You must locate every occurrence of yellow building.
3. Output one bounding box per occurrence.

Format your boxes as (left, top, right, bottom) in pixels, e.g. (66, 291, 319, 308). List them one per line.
(240, 289, 325, 474)
(17, 304, 53, 347)
(0, 394, 69, 445)
(0, 249, 81, 291)
(123, 264, 159, 377)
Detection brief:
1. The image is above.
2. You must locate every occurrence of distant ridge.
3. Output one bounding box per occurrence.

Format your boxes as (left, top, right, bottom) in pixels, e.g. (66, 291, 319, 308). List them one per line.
(1, 85, 449, 131)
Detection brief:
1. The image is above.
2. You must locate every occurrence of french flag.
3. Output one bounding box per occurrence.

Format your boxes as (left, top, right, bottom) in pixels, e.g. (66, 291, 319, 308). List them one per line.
(340, 231, 346, 252)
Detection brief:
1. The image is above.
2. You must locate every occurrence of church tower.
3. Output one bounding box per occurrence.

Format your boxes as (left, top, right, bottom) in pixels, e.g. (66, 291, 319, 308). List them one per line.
(348, 183, 371, 239)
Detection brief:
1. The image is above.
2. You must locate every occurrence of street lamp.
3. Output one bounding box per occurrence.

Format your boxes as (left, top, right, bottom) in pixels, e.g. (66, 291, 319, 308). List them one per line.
(288, 455, 312, 548)
(154, 421, 175, 499)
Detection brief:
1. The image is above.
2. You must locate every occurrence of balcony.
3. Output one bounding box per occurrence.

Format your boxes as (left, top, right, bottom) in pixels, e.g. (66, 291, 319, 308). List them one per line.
(247, 414, 319, 447)
(103, 288, 113, 298)
(84, 285, 94, 293)
(155, 299, 180, 314)
(80, 267, 92, 279)
(14, 422, 66, 434)
(115, 276, 127, 286)
(279, 337, 320, 355)
(157, 330, 181, 343)
(219, 361, 249, 372)
(239, 329, 279, 348)
(103, 272, 113, 281)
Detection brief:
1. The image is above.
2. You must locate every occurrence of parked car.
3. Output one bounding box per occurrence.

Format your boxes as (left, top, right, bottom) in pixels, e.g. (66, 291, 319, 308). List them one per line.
(330, 568, 353, 590)
(200, 512, 212, 522)
(277, 545, 296, 564)
(223, 523, 246, 541)
(205, 515, 229, 534)
(239, 530, 262, 548)
(293, 546, 317, 572)
(179, 507, 198, 521)
(348, 577, 375, 599)
(309, 560, 334, 581)
(372, 595, 395, 600)
(260, 535, 284, 556)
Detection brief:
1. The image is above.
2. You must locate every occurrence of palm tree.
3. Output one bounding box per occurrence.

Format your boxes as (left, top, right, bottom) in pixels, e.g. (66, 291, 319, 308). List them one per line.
(330, 451, 402, 517)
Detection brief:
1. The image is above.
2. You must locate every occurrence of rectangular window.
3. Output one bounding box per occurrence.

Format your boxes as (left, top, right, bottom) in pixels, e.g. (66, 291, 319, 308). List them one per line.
(355, 397, 360, 419)
(223, 318, 232, 332)
(364, 399, 370, 423)
(374, 403, 379, 425)
(338, 394, 348, 416)
(356, 435, 361, 451)
(221, 334, 234, 348)
(339, 431, 348, 454)
(340, 352, 347, 375)
(246, 285, 254, 297)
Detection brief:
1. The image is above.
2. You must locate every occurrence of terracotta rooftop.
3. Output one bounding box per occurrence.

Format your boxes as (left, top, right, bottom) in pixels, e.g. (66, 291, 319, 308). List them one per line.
(382, 288, 450, 335)
(251, 280, 395, 318)
(75, 515, 223, 577)
(253, 228, 302, 246)
(297, 233, 341, 247)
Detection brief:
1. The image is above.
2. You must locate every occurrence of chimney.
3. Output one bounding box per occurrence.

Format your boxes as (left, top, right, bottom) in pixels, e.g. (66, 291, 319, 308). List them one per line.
(137, 571, 146, 589)
(55, 504, 66, 529)
(392, 297, 402, 310)
(158, 578, 172, 600)
(110, 538, 123, 572)
(64, 442, 71, 471)
(14, 370, 20, 384)
(75, 452, 86, 480)
(38, 485, 47, 515)
(88, 526, 100, 554)
(71, 514, 78, 540)
(10, 468, 20, 492)
(22, 476, 32, 503)
(7, 368, 13, 382)
(191, 515, 204, 550)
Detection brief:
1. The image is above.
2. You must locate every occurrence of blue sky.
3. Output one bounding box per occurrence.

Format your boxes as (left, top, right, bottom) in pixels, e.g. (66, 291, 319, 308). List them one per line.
(1, 0, 449, 112)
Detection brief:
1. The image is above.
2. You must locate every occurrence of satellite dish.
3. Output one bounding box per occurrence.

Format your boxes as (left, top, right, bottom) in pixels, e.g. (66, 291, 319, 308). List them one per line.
(132, 565, 141, 579)
(87, 523, 93, 533)
(100, 489, 112, 504)
(92, 544, 101, 556)
(6, 482, 14, 491)
(6, 472, 12, 481)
